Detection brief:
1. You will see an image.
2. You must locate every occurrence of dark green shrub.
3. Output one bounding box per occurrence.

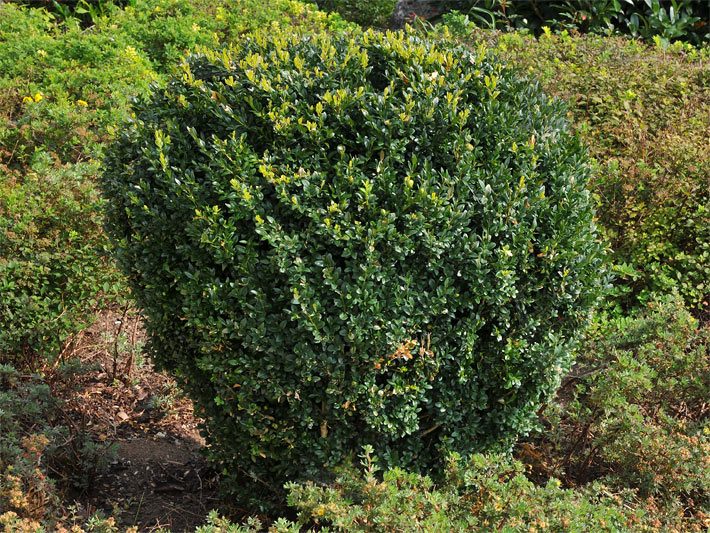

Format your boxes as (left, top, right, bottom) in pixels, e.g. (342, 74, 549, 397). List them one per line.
(103, 29, 603, 504)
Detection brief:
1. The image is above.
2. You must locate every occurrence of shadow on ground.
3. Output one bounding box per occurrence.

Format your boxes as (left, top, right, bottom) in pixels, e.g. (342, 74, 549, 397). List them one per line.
(59, 309, 221, 531)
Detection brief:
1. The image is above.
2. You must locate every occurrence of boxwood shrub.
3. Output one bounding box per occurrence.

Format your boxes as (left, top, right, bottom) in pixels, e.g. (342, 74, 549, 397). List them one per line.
(102, 29, 603, 503)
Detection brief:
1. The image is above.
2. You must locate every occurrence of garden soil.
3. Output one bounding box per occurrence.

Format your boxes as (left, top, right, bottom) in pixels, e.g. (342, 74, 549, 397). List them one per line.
(57, 310, 222, 531)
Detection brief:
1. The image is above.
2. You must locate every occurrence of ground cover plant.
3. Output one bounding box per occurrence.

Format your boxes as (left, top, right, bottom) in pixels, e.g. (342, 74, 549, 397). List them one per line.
(103, 27, 604, 507)
(571, 296, 709, 500)
(0, 361, 121, 532)
(189, 452, 680, 532)
(281, 450, 674, 531)
(521, 293, 709, 531)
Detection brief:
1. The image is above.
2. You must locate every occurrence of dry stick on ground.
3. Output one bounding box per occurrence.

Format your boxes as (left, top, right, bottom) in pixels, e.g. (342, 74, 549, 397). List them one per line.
(111, 303, 131, 381)
(132, 489, 147, 528)
(123, 313, 142, 377)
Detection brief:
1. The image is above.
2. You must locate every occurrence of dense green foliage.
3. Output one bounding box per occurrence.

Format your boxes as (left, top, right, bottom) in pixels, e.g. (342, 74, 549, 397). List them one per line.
(0, 0, 347, 364)
(0, 5, 152, 365)
(434, 23, 709, 311)
(103, 28, 603, 505)
(0, 0, 349, 528)
(0, 0, 350, 172)
(0, 5, 154, 170)
(312, 0, 397, 28)
(0, 161, 113, 365)
(496, 31, 709, 310)
(206, 297, 709, 532)
(1, 0, 707, 528)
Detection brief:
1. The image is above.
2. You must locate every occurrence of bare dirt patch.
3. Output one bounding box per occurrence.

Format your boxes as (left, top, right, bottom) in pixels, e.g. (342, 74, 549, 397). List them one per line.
(56, 308, 221, 531)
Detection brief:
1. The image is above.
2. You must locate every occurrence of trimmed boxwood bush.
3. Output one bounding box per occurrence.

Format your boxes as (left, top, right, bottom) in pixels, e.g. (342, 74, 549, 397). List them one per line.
(102, 29, 603, 503)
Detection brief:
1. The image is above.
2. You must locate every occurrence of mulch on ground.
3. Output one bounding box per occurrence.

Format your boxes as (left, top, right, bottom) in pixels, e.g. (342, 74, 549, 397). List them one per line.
(55, 308, 221, 532)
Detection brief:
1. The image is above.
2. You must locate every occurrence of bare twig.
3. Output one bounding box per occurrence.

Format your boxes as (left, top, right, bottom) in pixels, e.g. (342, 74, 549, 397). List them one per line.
(111, 303, 131, 381)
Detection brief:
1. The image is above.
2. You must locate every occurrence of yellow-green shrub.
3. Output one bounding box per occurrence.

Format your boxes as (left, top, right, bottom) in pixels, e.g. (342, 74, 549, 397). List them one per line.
(531, 293, 709, 529)
(0, 161, 114, 364)
(281, 450, 669, 531)
(443, 25, 709, 310)
(313, 0, 397, 28)
(0, 5, 156, 169)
